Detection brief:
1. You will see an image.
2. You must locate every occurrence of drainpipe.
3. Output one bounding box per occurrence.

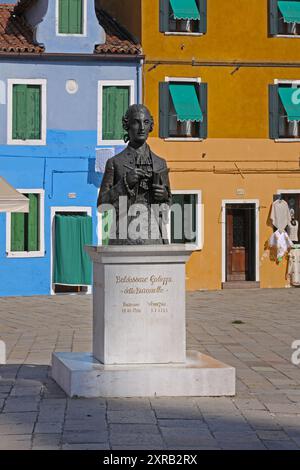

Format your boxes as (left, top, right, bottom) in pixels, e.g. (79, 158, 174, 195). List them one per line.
(137, 58, 143, 104)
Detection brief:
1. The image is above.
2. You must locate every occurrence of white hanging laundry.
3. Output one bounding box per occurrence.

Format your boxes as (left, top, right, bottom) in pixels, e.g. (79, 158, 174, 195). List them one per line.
(288, 248, 300, 286)
(270, 199, 291, 233)
(287, 220, 299, 242)
(269, 229, 293, 261)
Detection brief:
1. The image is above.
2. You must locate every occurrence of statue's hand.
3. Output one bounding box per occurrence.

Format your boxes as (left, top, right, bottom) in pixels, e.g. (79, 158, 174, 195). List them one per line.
(153, 184, 168, 202)
(126, 169, 145, 189)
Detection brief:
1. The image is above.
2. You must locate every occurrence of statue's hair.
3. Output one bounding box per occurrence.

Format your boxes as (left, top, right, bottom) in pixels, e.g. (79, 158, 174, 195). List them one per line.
(122, 104, 154, 142)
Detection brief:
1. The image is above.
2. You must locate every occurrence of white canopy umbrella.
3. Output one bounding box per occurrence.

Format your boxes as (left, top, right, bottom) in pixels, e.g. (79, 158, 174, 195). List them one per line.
(0, 176, 29, 213)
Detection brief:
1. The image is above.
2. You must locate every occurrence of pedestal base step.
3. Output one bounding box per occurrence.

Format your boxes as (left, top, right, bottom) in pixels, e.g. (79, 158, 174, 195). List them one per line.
(51, 351, 235, 398)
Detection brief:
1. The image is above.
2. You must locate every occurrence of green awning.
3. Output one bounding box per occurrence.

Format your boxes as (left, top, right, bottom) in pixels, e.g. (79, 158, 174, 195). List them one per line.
(169, 0, 200, 20)
(278, 87, 300, 121)
(278, 1, 300, 23)
(169, 83, 203, 122)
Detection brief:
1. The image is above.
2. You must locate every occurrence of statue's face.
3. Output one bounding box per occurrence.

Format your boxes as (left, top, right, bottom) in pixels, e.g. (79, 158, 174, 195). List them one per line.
(128, 110, 152, 145)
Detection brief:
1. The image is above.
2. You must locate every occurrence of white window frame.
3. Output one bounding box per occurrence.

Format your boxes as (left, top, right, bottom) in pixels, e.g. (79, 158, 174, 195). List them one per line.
(221, 199, 260, 283)
(6, 189, 45, 258)
(7, 79, 47, 146)
(164, 77, 203, 142)
(50, 206, 92, 295)
(167, 189, 203, 251)
(56, 0, 87, 37)
(274, 79, 300, 142)
(97, 80, 135, 146)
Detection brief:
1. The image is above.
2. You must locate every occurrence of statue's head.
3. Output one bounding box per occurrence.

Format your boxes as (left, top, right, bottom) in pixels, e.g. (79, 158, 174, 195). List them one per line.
(122, 104, 154, 145)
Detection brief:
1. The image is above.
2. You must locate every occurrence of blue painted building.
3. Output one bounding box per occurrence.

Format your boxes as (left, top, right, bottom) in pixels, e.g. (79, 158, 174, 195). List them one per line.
(0, 0, 142, 296)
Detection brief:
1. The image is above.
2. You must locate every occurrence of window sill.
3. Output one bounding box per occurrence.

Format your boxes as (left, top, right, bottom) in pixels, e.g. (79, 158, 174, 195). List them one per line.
(97, 140, 126, 146)
(7, 251, 45, 259)
(274, 34, 300, 39)
(8, 139, 46, 146)
(274, 138, 300, 142)
(170, 243, 202, 251)
(164, 137, 204, 142)
(164, 32, 204, 36)
(56, 33, 86, 37)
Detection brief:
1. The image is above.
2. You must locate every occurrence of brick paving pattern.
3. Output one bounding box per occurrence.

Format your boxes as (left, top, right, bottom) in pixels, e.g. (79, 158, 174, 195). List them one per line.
(0, 289, 300, 450)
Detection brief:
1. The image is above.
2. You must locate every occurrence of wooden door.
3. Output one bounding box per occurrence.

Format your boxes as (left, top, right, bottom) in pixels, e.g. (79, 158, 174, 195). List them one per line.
(227, 209, 247, 280)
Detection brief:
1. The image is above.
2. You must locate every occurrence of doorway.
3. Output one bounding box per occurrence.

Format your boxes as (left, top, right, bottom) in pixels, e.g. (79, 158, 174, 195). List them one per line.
(223, 202, 258, 287)
(51, 207, 92, 295)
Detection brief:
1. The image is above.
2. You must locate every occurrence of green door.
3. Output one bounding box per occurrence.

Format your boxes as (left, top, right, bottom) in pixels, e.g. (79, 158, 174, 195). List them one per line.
(54, 214, 92, 286)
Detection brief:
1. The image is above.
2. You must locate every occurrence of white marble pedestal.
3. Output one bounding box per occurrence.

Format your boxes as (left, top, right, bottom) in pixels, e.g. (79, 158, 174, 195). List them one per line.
(52, 245, 235, 397)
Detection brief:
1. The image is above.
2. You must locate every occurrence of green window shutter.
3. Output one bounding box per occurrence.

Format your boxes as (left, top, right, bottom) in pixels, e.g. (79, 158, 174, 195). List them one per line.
(199, 0, 207, 33)
(269, 84, 279, 139)
(69, 0, 83, 34)
(171, 194, 185, 243)
(26, 85, 41, 140)
(12, 84, 27, 140)
(199, 82, 208, 139)
(159, 82, 170, 138)
(269, 0, 279, 35)
(11, 212, 25, 252)
(27, 194, 39, 252)
(102, 86, 129, 141)
(171, 194, 197, 244)
(102, 210, 113, 245)
(59, 0, 69, 33)
(160, 0, 170, 32)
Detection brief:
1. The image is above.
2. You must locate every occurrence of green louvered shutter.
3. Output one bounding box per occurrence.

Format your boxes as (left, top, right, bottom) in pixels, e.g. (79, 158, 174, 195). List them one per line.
(102, 86, 129, 141)
(199, 0, 207, 33)
(269, 84, 279, 139)
(59, 0, 69, 33)
(59, 0, 82, 34)
(269, 0, 279, 35)
(69, 0, 83, 34)
(159, 82, 170, 138)
(26, 85, 41, 140)
(199, 82, 208, 139)
(11, 212, 25, 252)
(27, 194, 39, 251)
(102, 210, 113, 245)
(171, 194, 197, 244)
(12, 85, 27, 140)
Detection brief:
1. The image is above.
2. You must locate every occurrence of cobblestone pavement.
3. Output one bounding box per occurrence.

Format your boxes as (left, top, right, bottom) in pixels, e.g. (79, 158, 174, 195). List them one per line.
(0, 289, 300, 450)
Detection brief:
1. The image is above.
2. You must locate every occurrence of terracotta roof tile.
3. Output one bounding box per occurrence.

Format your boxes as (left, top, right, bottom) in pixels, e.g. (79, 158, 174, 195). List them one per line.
(95, 8, 141, 56)
(0, 4, 43, 53)
(0, 2, 141, 56)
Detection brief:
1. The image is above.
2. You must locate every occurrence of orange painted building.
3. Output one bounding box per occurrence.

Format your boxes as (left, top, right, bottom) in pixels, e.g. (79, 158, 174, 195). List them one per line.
(98, 0, 300, 290)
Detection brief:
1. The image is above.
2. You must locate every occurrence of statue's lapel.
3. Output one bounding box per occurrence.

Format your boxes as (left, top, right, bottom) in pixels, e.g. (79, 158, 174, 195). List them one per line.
(125, 146, 136, 167)
(150, 150, 164, 172)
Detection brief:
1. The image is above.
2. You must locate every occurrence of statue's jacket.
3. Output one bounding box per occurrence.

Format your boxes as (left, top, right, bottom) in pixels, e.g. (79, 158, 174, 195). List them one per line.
(97, 145, 172, 245)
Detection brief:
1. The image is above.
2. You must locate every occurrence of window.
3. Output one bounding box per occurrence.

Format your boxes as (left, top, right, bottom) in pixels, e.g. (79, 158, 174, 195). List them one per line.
(269, 82, 300, 139)
(58, 0, 84, 35)
(168, 190, 203, 250)
(159, 79, 207, 139)
(98, 81, 134, 145)
(269, 0, 300, 36)
(8, 79, 46, 145)
(6, 190, 45, 258)
(160, 0, 207, 34)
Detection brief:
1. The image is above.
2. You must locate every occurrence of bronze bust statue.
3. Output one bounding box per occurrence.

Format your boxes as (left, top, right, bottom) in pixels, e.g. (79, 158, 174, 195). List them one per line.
(97, 104, 172, 245)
